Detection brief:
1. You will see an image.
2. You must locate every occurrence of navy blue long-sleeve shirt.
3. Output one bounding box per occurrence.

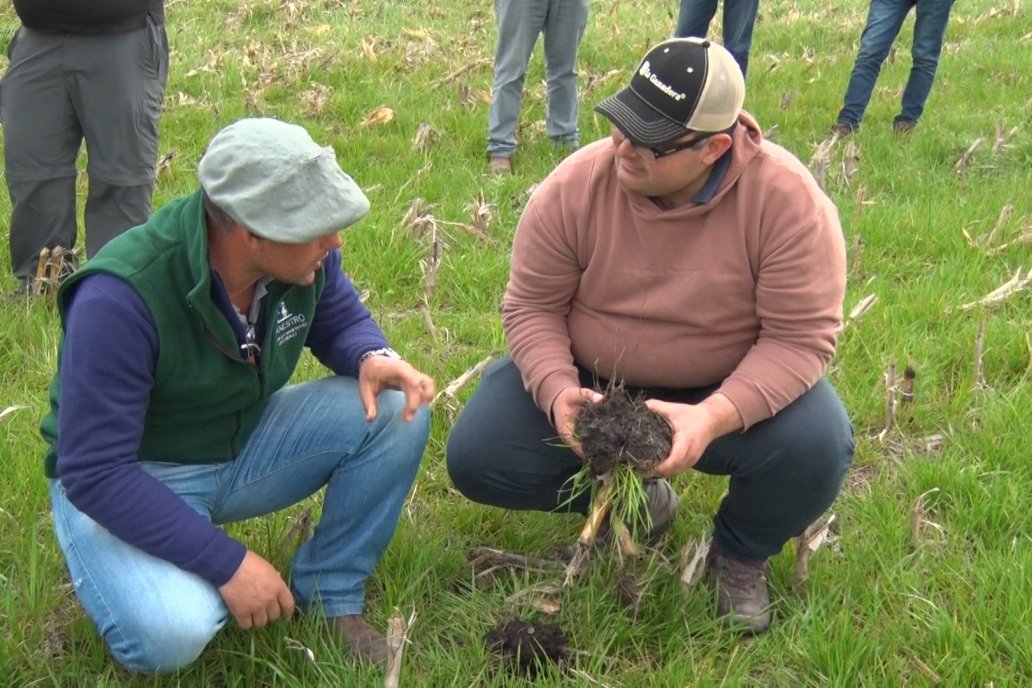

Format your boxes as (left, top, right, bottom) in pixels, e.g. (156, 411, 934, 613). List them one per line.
(55, 249, 388, 586)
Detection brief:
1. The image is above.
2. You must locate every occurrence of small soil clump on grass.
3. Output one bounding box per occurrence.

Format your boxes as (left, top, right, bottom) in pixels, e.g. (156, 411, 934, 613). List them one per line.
(576, 386, 673, 477)
(484, 618, 569, 676)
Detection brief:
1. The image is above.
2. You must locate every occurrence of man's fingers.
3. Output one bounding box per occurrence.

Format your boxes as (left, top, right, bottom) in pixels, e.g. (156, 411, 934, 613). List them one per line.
(360, 384, 378, 421)
(279, 588, 296, 618)
(403, 389, 421, 421)
(644, 398, 672, 417)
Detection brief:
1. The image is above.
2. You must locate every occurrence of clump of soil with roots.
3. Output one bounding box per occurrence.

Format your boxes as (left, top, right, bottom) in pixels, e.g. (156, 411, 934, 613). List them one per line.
(577, 389, 673, 478)
(472, 384, 674, 679)
(484, 618, 570, 677)
(563, 381, 673, 586)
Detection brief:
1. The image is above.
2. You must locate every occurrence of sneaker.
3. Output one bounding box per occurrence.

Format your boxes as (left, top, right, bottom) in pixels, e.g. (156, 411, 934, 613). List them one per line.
(830, 122, 855, 139)
(489, 156, 512, 175)
(707, 547, 772, 633)
(328, 614, 389, 665)
(893, 119, 916, 136)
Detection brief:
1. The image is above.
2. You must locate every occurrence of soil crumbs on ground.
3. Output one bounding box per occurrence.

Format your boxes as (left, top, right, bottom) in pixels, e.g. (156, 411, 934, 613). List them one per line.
(484, 618, 570, 677)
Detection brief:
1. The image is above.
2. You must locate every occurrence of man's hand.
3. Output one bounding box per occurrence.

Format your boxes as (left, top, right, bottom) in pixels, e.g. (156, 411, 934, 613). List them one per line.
(218, 550, 295, 630)
(358, 356, 435, 421)
(551, 386, 604, 459)
(646, 393, 744, 477)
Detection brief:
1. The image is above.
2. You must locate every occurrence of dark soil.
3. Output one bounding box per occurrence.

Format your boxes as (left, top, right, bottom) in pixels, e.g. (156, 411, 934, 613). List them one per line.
(576, 386, 673, 477)
(484, 618, 569, 677)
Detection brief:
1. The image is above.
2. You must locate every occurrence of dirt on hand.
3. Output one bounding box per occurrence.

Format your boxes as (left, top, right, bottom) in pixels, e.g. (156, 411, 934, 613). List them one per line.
(575, 386, 673, 477)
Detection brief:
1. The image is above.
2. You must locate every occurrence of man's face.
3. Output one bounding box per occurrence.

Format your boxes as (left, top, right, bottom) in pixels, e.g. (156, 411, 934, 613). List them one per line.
(253, 231, 342, 285)
(610, 128, 725, 209)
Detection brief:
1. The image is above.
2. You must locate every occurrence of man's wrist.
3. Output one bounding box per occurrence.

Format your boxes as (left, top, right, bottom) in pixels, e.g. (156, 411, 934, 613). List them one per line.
(700, 392, 744, 436)
(358, 347, 401, 366)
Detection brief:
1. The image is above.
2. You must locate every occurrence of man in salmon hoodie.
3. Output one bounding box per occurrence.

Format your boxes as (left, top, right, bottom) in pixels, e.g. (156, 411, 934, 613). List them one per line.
(448, 38, 854, 634)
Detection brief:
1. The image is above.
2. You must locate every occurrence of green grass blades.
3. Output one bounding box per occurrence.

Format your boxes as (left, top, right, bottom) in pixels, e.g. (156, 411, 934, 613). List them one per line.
(2, 0, 1031, 685)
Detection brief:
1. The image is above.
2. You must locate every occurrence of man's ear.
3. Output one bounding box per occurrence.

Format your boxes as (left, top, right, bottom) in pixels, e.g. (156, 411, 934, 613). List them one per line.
(701, 133, 733, 164)
(235, 223, 263, 248)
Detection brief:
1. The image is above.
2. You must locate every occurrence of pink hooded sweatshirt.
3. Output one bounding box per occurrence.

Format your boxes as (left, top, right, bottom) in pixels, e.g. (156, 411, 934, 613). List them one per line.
(502, 113, 846, 430)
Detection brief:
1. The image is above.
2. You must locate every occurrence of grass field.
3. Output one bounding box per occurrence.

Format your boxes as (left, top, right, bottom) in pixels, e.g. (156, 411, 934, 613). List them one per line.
(1, 0, 1030, 685)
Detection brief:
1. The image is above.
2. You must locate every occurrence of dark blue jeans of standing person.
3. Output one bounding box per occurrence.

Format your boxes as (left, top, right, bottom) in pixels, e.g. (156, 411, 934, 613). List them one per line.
(446, 357, 854, 564)
(836, 0, 955, 129)
(675, 0, 759, 76)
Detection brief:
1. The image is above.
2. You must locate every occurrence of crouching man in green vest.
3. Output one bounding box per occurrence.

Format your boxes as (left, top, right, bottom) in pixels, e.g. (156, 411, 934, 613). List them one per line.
(39, 118, 435, 673)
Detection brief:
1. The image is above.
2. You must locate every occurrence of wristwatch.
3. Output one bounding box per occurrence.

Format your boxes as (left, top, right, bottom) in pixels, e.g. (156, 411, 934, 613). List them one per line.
(358, 347, 401, 365)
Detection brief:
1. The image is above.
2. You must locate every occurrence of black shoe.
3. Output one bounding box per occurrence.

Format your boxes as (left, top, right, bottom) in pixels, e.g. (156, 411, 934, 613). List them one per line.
(893, 119, 916, 136)
(830, 122, 855, 139)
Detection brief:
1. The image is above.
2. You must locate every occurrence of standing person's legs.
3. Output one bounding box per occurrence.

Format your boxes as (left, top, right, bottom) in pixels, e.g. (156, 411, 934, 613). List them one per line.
(896, 0, 953, 125)
(836, 0, 913, 129)
(446, 356, 591, 514)
(721, 0, 760, 77)
(674, 0, 719, 39)
(71, 18, 169, 258)
(693, 379, 854, 563)
(487, 0, 548, 159)
(1, 28, 81, 283)
(541, 0, 590, 147)
(212, 377, 430, 618)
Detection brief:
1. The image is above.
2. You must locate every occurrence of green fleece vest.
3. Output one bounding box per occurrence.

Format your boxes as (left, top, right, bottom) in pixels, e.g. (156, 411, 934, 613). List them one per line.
(41, 190, 325, 477)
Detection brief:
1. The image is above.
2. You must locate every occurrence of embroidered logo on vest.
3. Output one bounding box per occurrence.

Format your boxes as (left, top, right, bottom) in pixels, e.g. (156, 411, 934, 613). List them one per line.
(275, 302, 307, 346)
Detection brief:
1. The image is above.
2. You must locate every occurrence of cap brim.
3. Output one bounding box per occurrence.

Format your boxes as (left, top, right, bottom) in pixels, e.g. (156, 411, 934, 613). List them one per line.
(595, 88, 689, 147)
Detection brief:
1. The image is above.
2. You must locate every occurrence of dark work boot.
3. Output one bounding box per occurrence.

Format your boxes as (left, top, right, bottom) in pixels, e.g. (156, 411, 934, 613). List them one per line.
(830, 122, 855, 139)
(893, 119, 916, 136)
(707, 547, 772, 634)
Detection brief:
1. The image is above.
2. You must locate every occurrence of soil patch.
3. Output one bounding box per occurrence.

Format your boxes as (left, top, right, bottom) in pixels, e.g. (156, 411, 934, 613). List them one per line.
(576, 387, 672, 477)
(484, 618, 569, 676)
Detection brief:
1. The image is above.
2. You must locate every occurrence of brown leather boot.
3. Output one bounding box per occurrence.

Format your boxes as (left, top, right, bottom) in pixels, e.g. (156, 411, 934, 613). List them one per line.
(707, 548, 772, 634)
(489, 156, 512, 175)
(328, 614, 389, 665)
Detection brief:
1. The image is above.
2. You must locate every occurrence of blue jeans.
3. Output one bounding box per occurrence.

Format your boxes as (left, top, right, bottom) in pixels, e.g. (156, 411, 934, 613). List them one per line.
(487, 0, 590, 157)
(836, 0, 954, 128)
(675, 0, 758, 76)
(50, 377, 430, 673)
(446, 357, 854, 563)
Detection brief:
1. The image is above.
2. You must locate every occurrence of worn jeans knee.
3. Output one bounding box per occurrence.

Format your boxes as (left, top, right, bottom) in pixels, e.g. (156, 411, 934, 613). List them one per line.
(445, 357, 587, 512)
(698, 379, 854, 561)
(50, 480, 228, 674)
(108, 601, 224, 674)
